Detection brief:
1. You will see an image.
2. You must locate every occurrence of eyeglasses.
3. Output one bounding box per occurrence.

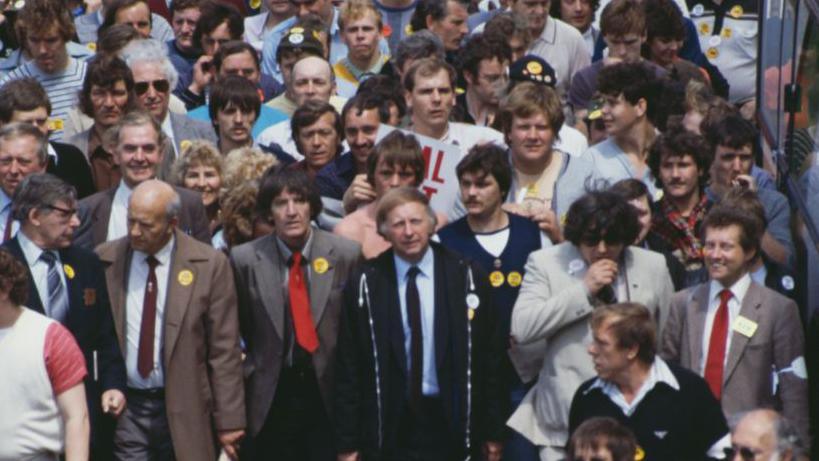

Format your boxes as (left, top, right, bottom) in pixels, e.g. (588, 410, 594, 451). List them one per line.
(45, 204, 78, 219)
(134, 79, 170, 95)
(724, 445, 762, 461)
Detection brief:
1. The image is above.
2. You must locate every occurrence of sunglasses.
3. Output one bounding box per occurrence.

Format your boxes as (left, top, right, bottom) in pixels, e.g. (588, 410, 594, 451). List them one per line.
(134, 79, 170, 95)
(724, 445, 761, 460)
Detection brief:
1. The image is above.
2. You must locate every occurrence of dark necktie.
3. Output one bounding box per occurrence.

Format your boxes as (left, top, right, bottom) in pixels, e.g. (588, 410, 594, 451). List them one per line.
(704, 289, 732, 400)
(3, 206, 13, 242)
(137, 255, 160, 378)
(597, 284, 617, 304)
(406, 266, 423, 409)
(40, 251, 68, 323)
(289, 252, 319, 353)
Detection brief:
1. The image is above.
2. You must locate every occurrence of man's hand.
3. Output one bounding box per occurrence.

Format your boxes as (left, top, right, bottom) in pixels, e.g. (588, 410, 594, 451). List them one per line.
(583, 259, 618, 296)
(342, 174, 377, 213)
(530, 208, 562, 243)
(732, 174, 757, 192)
(188, 55, 214, 95)
(101, 389, 126, 417)
(483, 441, 503, 461)
(218, 429, 245, 460)
(337, 451, 360, 461)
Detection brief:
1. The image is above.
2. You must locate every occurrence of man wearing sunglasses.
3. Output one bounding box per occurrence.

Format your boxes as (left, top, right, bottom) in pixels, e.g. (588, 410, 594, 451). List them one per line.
(728, 410, 806, 461)
(122, 39, 217, 180)
(2, 172, 126, 460)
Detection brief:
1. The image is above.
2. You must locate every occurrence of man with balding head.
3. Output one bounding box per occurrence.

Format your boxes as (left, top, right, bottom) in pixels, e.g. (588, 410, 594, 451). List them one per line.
(258, 55, 347, 158)
(729, 410, 806, 461)
(74, 110, 210, 250)
(96, 179, 245, 460)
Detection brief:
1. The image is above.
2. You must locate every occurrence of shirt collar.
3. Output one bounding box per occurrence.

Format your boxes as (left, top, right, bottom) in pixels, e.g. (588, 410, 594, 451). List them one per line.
(0, 189, 11, 211)
(47, 142, 58, 166)
(116, 180, 134, 202)
(17, 228, 49, 267)
(585, 356, 680, 395)
(134, 234, 175, 267)
(538, 16, 556, 44)
(330, 8, 340, 36)
(275, 226, 315, 263)
(394, 245, 433, 281)
(709, 273, 752, 305)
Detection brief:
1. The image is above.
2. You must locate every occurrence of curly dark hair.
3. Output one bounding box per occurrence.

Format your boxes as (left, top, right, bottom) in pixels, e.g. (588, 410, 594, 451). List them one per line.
(0, 249, 29, 306)
(563, 190, 640, 247)
(647, 127, 711, 189)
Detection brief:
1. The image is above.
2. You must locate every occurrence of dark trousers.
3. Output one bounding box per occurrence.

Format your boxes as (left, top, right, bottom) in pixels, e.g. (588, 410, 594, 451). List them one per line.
(243, 366, 335, 461)
(393, 397, 453, 461)
(113, 388, 175, 461)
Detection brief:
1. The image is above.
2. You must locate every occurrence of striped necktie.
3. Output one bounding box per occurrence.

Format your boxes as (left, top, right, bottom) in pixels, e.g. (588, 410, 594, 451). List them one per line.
(40, 251, 68, 323)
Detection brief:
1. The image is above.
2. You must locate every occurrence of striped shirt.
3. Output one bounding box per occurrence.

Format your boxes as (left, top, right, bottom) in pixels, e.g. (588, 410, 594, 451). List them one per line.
(1, 57, 88, 141)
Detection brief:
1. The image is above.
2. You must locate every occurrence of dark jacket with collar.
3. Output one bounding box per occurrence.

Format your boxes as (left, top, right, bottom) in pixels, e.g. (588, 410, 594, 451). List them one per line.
(334, 243, 508, 460)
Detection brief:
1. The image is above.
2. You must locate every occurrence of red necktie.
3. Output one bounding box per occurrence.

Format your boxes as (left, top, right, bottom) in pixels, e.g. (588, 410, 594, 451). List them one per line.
(289, 252, 319, 353)
(704, 289, 732, 400)
(138, 255, 160, 378)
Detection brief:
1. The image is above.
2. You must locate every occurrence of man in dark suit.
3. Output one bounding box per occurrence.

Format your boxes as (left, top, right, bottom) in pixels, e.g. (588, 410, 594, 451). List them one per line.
(0, 123, 49, 244)
(0, 78, 95, 198)
(96, 179, 245, 459)
(74, 110, 210, 250)
(335, 186, 506, 461)
(231, 167, 361, 461)
(3, 173, 126, 459)
(661, 204, 809, 445)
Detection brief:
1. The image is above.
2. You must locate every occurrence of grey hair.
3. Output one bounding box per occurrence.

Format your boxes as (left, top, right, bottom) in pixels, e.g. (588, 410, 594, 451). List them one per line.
(166, 189, 181, 220)
(375, 186, 437, 237)
(393, 30, 445, 72)
(105, 110, 169, 155)
(0, 122, 48, 166)
(12, 173, 77, 222)
(729, 411, 807, 459)
(121, 38, 180, 90)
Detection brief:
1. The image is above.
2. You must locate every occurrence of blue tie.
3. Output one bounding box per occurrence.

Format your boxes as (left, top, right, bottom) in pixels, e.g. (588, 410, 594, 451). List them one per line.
(40, 251, 68, 323)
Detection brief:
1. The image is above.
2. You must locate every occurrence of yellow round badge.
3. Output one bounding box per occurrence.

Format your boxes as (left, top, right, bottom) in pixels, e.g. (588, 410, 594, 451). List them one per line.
(178, 270, 194, 286)
(635, 446, 645, 461)
(698, 22, 710, 35)
(526, 61, 543, 75)
(489, 271, 505, 287)
(313, 257, 329, 274)
(63, 264, 75, 280)
(180, 140, 192, 152)
(87, 42, 97, 52)
(249, 0, 261, 8)
(468, 309, 475, 321)
(290, 27, 304, 34)
(706, 47, 719, 59)
(730, 5, 743, 17)
(721, 27, 732, 38)
(507, 271, 522, 287)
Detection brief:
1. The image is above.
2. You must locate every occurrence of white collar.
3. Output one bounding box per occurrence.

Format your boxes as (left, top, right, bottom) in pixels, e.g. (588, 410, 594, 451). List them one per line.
(584, 356, 680, 397)
(17, 229, 50, 268)
(708, 273, 752, 305)
(47, 142, 58, 166)
(133, 234, 175, 267)
(394, 245, 433, 280)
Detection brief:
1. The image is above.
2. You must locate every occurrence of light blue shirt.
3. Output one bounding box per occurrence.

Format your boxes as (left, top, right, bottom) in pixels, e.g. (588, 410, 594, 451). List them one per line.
(581, 137, 662, 201)
(0, 190, 18, 242)
(394, 247, 439, 396)
(187, 104, 288, 139)
(260, 8, 391, 83)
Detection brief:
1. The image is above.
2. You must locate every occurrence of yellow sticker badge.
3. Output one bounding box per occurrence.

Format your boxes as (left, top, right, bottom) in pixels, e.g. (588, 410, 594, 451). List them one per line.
(178, 270, 194, 286)
(468, 309, 475, 321)
(526, 61, 543, 75)
(87, 42, 97, 52)
(489, 271, 505, 287)
(48, 118, 64, 132)
(249, 0, 261, 8)
(706, 47, 719, 59)
(507, 271, 522, 287)
(730, 5, 743, 17)
(721, 27, 733, 38)
(313, 257, 329, 274)
(635, 446, 646, 461)
(733, 316, 758, 338)
(180, 139, 192, 152)
(63, 264, 75, 280)
(699, 22, 711, 35)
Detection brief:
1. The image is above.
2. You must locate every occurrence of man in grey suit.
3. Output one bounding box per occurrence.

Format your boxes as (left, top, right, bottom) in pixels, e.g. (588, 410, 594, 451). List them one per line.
(661, 205, 809, 445)
(74, 111, 210, 250)
(121, 39, 216, 179)
(507, 190, 673, 461)
(230, 166, 361, 461)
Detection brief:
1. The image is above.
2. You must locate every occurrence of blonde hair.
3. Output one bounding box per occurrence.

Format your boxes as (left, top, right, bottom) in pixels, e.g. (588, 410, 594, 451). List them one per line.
(338, 0, 383, 31)
(170, 140, 223, 186)
(220, 146, 278, 193)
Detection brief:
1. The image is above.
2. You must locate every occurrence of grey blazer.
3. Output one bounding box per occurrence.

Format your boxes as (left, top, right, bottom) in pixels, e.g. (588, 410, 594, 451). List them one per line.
(506, 242, 673, 448)
(661, 281, 809, 443)
(229, 229, 362, 436)
(74, 184, 211, 250)
(158, 113, 218, 180)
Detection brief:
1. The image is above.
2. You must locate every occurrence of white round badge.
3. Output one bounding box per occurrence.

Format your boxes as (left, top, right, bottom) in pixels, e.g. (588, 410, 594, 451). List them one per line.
(692, 4, 704, 16)
(709, 35, 722, 47)
(466, 293, 480, 309)
(568, 259, 585, 275)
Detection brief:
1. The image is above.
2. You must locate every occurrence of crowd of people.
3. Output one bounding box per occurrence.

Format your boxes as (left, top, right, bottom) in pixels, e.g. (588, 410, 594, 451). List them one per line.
(0, 0, 814, 459)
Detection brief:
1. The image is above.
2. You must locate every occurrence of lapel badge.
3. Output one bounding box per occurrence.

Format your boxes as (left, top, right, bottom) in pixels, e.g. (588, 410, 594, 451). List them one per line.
(730, 5, 743, 17)
(781, 275, 794, 291)
(706, 47, 719, 59)
(635, 446, 646, 460)
(507, 271, 522, 287)
(699, 22, 711, 35)
(313, 257, 329, 274)
(83, 288, 96, 306)
(692, 3, 704, 15)
(180, 139, 192, 152)
(489, 270, 505, 287)
(178, 269, 194, 286)
(63, 264, 75, 280)
(568, 258, 585, 275)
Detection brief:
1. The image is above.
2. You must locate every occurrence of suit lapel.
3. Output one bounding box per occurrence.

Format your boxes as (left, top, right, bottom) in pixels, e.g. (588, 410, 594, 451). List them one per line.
(433, 247, 450, 373)
(163, 231, 200, 362)
(688, 284, 710, 369)
(724, 283, 763, 383)
(308, 231, 335, 327)
(99, 239, 130, 354)
(92, 189, 115, 246)
(5, 238, 45, 314)
(381, 253, 407, 377)
(254, 237, 285, 339)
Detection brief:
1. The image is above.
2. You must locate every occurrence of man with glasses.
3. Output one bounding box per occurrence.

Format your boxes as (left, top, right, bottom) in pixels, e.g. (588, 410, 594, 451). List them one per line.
(74, 111, 210, 250)
(2, 172, 126, 460)
(728, 410, 806, 461)
(122, 39, 217, 180)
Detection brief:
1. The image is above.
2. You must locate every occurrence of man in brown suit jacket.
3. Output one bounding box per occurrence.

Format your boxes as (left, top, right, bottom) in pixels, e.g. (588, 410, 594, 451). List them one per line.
(74, 110, 210, 251)
(96, 180, 245, 460)
(661, 205, 809, 445)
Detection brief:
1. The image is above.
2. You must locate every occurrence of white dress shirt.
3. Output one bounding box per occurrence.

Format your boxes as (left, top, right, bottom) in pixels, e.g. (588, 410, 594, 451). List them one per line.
(17, 231, 67, 317)
(394, 247, 439, 395)
(161, 114, 178, 159)
(700, 274, 752, 373)
(107, 181, 133, 242)
(125, 235, 174, 388)
(0, 190, 19, 242)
